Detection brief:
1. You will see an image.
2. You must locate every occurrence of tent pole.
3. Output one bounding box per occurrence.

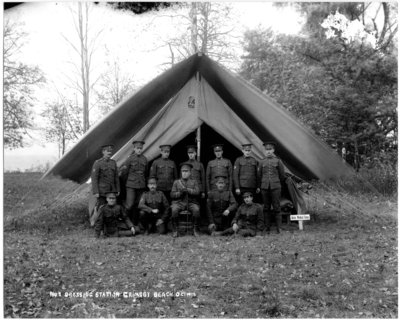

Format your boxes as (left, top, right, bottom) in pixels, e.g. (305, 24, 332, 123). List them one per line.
(196, 71, 201, 162)
(197, 126, 201, 162)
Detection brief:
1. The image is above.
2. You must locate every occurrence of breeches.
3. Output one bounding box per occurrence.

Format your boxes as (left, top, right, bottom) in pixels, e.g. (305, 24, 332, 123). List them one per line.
(261, 187, 281, 213)
(171, 202, 200, 218)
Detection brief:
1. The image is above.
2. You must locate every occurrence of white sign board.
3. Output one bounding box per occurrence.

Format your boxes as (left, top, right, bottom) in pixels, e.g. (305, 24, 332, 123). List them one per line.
(290, 214, 311, 221)
(290, 214, 311, 230)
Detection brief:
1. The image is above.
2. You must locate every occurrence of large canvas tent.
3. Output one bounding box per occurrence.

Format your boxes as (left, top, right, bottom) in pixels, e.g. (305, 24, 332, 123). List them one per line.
(43, 53, 353, 191)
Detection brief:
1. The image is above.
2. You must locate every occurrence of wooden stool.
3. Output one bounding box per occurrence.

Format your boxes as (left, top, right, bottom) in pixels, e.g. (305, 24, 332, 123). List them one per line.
(178, 210, 194, 236)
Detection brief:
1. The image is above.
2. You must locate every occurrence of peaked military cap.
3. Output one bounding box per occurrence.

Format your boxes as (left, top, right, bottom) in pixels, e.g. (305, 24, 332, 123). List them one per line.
(241, 143, 252, 149)
(263, 141, 276, 148)
(148, 177, 157, 183)
(101, 144, 114, 149)
(186, 145, 197, 153)
(215, 175, 227, 183)
(180, 162, 193, 171)
(132, 140, 145, 146)
(159, 144, 172, 151)
(243, 191, 253, 198)
(212, 144, 224, 151)
(106, 192, 117, 198)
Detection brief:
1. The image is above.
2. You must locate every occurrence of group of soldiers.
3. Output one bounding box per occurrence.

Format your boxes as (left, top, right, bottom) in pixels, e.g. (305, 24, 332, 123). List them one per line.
(92, 140, 286, 238)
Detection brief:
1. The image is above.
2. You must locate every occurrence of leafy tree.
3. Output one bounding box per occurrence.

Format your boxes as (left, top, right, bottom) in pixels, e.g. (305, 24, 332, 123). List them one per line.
(41, 95, 83, 157)
(240, 3, 397, 169)
(3, 19, 45, 148)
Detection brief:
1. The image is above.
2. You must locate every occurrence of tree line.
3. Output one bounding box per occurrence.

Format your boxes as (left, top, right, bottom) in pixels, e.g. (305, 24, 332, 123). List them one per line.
(3, 2, 397, 170)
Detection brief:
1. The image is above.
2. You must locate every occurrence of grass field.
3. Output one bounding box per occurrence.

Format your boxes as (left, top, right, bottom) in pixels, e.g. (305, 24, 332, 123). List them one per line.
(3, 172, 398, 318)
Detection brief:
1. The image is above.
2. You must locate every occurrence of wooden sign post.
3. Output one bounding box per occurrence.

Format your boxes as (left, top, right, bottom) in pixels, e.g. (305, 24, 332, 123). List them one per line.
(290, 214, 311, 230)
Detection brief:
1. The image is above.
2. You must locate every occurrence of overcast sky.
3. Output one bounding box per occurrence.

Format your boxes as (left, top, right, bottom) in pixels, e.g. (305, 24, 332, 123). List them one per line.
(3, 2, 304, 171)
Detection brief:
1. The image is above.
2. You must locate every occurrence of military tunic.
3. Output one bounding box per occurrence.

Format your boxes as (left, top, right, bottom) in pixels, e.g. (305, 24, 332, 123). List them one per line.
(94, 204, 134, 238)
(91, 157, 120, 196)
(187, 159, 206, 193)
(206, 158, 233, 192)
(149, 158, 178, 192)
(207, 190, 237, 230)
(231, 202, 264, 236)
(257, 155, 285, 190)
(138, 191, 170, 222)
(233, 156, 259, 190)
(138, 190, 170, 234)
(122, 153, 148, 189)
(120, 153, 148, 224)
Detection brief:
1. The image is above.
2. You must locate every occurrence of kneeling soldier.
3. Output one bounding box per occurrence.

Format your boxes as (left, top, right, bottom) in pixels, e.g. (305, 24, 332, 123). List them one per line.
(224, 192, 264, 237)
(207, 176, 237, 236)
(138, 177, 169, 235)
(94, 192, 137, 238)
(170, 162, 200, 237)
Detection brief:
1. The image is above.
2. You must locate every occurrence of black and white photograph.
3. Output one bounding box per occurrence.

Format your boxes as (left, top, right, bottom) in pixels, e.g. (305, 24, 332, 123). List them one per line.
(3, 1, 397, 318)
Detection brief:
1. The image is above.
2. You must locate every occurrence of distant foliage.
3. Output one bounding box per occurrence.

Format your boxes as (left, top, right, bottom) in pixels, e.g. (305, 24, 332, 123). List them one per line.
(3, 19, 46, 148)
(240, 3, 397, 170)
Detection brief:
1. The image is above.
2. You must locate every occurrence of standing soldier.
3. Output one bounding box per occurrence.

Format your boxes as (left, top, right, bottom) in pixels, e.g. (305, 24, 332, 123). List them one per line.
(233, 143, 260, 202)
(149, 144, 177, 205)
(258, 141, 285, 233)
(170, 162, 200, 237)
(91, 144, 120, 209)
(186, 145, 206, 199)
(120, 140, 148, 225)
(206, 144, 233, 193)
(207, 176, 237, 236)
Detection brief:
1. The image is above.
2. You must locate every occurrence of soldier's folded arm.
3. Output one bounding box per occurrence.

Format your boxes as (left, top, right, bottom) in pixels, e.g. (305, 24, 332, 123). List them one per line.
(138, 196, 152, 213)
(91, 161, 100, 195)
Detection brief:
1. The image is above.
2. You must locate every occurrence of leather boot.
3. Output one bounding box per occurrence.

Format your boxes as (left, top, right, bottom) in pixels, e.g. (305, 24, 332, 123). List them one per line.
(276, 212, 282, 234)
(193, 217, 201, 237)
(171, 217, 178, 238)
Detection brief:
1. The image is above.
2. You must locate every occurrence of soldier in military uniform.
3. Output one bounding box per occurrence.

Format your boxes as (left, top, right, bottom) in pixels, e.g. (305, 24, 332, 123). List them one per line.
(206, 144, 233, 193)
(170, 162, 200, 237)
(207, 175, 237, 236)
(91, 144, 120, 209)
(94, 192, 137, 238)
(149, 144, 177, 205)
(233, 143, 260, 203)
(258, 141, 285, 233)
(138, 177, 170, 235)
(186, 145, 206, 199)
(223, 191, 264, 237)
(120, 140, 148, 225)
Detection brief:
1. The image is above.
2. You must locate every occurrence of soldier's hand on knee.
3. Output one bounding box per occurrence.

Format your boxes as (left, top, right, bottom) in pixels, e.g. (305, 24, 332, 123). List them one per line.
(116, 192, 120, 196)
(201, 193, 205, 199)
(156, 219, 163, 226)
(256, 188, 260, 194)
(94, 193, 99, 198)
(208, 223, 216, 231)
(131, 227, 136, 235)
(152, 209, 159, 214)
(223, 210, 230, 216)
(235, 189, 241, 195)
(232, 223, 239, 232)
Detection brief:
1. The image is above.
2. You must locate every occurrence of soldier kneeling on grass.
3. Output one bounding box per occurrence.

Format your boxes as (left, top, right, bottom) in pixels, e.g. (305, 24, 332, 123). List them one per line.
(138, 177, 169, 235)
(94, 192, 139, 238)
(207, 175, 238, 236)
(223, 192, 264, 237)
